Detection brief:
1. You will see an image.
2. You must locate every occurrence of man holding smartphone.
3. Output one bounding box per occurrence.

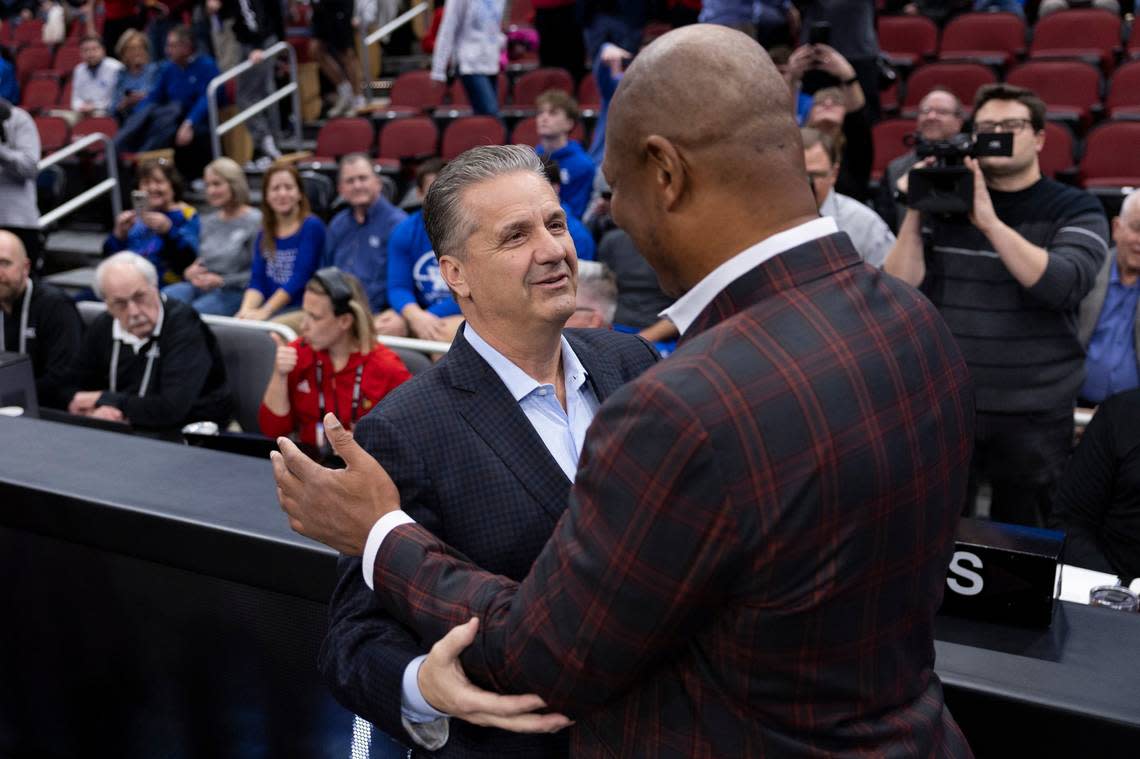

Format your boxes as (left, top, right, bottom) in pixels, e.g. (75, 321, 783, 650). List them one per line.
(795, 0, 880, 120)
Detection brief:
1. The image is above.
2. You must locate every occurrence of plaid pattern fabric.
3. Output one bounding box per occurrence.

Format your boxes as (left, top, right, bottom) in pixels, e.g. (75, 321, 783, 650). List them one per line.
(319, 327, 660, 757)
(373, 233, 977, 758)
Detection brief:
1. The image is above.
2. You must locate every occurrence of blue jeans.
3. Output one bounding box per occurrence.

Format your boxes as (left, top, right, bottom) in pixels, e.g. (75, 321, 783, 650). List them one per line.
(460, 74, 499, 117)
(162, 282, 245, 316)
(116, 101, 184, 152)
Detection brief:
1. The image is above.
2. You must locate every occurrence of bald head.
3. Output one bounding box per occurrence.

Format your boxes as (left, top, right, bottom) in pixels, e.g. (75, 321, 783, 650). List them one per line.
(600, 24, 818, 296)
(0, 230, 30, 309)
(607, 24, 801, 185)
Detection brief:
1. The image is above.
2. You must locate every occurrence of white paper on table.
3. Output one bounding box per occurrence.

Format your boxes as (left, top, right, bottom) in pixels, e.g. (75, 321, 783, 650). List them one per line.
(1055, 563, 1121, 604)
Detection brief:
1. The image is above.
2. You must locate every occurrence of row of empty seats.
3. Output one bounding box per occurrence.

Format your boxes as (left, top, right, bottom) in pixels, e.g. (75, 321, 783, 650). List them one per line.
(880, 9, 1139, 73)
(882, 59, 1140, 128)
(376, 67, 599, 121)
(308, 115, 589, 169)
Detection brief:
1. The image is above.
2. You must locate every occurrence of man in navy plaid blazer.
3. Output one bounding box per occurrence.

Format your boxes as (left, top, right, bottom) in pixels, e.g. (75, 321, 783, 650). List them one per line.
(276, 24, 976, 758)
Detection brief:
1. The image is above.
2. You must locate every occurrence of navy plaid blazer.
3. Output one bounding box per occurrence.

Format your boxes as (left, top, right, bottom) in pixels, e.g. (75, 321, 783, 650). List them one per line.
(369, 233, 977, 758)
(318, 326, 660, 757)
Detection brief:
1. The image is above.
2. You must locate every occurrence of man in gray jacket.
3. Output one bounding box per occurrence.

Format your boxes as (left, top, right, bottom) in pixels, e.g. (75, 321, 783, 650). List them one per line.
(0, 99, 41, 268)
(1079, 190, 1140, 406)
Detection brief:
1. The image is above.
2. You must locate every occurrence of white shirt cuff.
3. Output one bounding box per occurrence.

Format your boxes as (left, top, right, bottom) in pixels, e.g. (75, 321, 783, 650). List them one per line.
(400, 654, 451, 723)
(362, 510, 415, 590)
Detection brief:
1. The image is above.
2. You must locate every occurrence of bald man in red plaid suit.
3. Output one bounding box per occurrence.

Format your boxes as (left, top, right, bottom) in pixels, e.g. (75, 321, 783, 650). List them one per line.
(276, 24, 976, 758)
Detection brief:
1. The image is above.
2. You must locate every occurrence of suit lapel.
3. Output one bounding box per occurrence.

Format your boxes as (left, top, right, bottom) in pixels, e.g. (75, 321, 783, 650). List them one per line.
(682, 231, 864, 343)
(567, 330, 626, 402)
(445, 328, 573, 523)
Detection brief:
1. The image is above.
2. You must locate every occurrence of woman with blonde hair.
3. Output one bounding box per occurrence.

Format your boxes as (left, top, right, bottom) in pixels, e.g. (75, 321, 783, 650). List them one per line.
(259, 268, 410, 448)
(112, 29, 158, 120)
(163, 157, 261, 315)
(237, 162, 326, 321)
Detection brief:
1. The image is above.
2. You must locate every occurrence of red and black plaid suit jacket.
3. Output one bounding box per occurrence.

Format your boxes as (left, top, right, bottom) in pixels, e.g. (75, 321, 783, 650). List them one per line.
(372, 232, 977, 758)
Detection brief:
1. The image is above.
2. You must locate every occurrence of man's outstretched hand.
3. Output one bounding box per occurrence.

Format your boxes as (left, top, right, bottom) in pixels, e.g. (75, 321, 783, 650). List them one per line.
(421, 618, 573, 734)
(271, 413, 400, 555)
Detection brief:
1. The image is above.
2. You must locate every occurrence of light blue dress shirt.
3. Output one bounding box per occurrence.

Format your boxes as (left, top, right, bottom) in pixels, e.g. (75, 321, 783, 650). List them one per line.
(400, 324, 600, 725)
(1081, 259, 1140, 403)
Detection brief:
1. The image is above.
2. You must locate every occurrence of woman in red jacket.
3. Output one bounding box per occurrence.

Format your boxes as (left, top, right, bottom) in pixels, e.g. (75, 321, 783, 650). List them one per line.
(259, 268, 410, 449)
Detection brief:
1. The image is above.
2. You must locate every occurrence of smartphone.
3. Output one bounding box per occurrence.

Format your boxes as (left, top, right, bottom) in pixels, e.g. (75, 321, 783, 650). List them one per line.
(808, 21, 831, 47)
(131, 190, 148, 215)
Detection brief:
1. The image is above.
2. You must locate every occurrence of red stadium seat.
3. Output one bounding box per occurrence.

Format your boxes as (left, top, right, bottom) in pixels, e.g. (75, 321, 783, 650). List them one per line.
(505, 67, 574, 116)
(436, 77, 508, 119)
(376, 116, 438, 171)
(1106, 60, 1140, 120)
(21, 78, 60, 113)
(12, 19, 44, 48)
(15, 46, 53, 90)
(1029, 9, 1122, 73)
(58, 79, 72, 106)
(577, 73, 600, 117)
(72, 116, 118, 159)
(901, 63, 996, 117)
(52, 44, 82, 76)
(938, 12, 1026, 70)
(1039, 121, 1076, 180)
(33, 115, 69, 153)
(871, 119, 916, 182)
(1006, 60, 1102, 130)
(378, 70, 447, 119)
(1128, 29, 1139, 60)
(440, 116, 506, 161)
(1080, 120, 1140, 189)
(310, 117, 374, 165)
(509, 116, 586, 147)
(877, 15, 939, 68)
(880, 79, 900, 115)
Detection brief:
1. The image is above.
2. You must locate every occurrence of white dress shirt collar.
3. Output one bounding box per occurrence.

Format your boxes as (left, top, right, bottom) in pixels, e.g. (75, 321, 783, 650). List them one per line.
(463, 323, 589, 399)
(661, 216, 838, 335)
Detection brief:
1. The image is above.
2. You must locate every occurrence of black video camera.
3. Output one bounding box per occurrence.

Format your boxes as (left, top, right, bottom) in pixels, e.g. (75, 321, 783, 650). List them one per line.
(907, 132, 1014, 215)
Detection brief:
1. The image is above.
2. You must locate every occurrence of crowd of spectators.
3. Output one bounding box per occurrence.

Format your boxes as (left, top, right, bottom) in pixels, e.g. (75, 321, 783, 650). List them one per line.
(3, 0, 1140, 622)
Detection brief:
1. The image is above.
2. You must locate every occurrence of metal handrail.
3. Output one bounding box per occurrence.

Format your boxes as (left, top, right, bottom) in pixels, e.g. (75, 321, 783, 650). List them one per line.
(377, 333, 451, 355)
(37, 132, 121, 230)
(360, 2, 431, 102)
(206, 40, 303, 161)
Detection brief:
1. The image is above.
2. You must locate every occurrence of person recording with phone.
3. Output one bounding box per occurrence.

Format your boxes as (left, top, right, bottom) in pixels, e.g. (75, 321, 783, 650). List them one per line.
(0, 97, 41, 269)
(258, 268, 410, 451)
(104, 158, 199, 286)
(884, 83, 1109, 528)
(783, 38, 872, 200)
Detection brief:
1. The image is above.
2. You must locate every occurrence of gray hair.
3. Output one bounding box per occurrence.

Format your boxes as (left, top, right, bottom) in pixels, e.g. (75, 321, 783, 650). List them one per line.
(94, 252, 158, 299)
(1122, 189, 1140, 221)
(423, 145, 546, 260)
(576, 260, 618, 326)
(205, 157, 251, 207)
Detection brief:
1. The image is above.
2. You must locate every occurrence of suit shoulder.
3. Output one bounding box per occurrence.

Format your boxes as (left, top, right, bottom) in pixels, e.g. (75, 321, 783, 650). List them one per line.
(566, 328, 658, 368)
(358, 359, 453, 430)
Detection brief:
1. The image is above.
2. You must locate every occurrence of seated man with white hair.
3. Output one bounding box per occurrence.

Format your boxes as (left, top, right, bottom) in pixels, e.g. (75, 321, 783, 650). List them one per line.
(64, 252, 233, 434)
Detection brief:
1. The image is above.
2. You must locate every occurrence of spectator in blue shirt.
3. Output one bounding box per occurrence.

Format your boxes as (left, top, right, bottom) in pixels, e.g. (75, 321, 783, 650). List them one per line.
(385, 159, 464, 343)
(323, 153, 407, 334)
(237, 162, 325, 323)
(0, 54, 17, 104)
(541, 157, 595, 262)
(115, 25, 220, 153)
(1080, 191, 1140, 406)
(534, 89, 595, 220)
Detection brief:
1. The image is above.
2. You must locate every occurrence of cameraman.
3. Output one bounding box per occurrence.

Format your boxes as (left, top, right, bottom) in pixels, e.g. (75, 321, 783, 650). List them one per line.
(0, 98, 41, 268)
(884, 84, 1109, 528)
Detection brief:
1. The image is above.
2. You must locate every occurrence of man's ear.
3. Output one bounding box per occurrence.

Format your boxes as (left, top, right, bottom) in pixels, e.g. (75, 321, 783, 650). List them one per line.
(645, 135, 686, 212)
(439, 255, 470, 300)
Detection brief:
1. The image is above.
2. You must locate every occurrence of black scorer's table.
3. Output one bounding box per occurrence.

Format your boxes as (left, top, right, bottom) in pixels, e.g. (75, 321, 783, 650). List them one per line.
(2, 416, 1140, 757)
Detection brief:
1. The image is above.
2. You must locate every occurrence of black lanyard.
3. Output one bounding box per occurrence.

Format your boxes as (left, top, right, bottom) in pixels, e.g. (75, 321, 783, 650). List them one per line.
(315, 358, 365, 426)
